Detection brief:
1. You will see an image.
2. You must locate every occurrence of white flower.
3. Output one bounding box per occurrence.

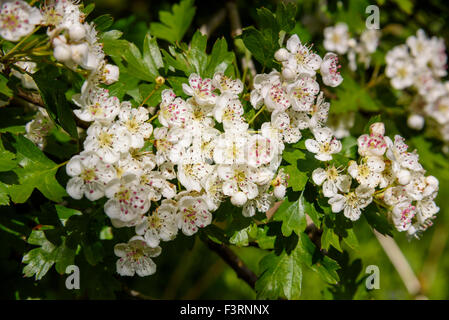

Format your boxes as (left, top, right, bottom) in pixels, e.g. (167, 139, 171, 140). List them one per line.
(425, 95, 449, 125)
(182, 73, 216, 106)
(118, 102, 152, 149)
(0, 0, 42, 42)
(11, 61, 38, 90)
(213, 131, 248, 165)
(305, 127, 342, 161)
(392, 202, 416, 232)
(101, 64, 120, 85)
(177, 195, 212, 236)
(140, 170, 176, 201)
(104, 174, 150, 227)
(250, 71, 282, 109)
(308, 92, 330, 129)
(357, 122, 387, 157)
(407, 114, 425, 130)
(153, 127, 189, 165)
(347, 157, 385, 188)
(282, 34, 322, 77)
(416, 193, 439, 224)
(328, 185, 374, 221)
(312, 166, 351, 197)
(320, 53, 343, 87)
(214, 93, 246, 130)
(264, 83, 291, 112)
(245, 134, 277, 168)
(386, 58, 415, 89)
(360, 29, 380, 54)
(383, 186, 410, 207)
(217, 164, 259, 206)
(287, 74, 320, 111)
(243, 188, 274, 217)
(25, 107, 54, 149)
(212, 72, 243, 95)
(158, 89, 191, 128)
(177, 162, 214, 192)
(135, 201, 178, 248)
(72, 85, 120, 123)
(406, 29, 433, 68)
(385, 135, 423, 173)
(323, 23, 350, 54)
(66, 151, 115, 201)
(404, 174, 438, 201)
(114, 236, 161, 277)
(84, 122, 131, 164)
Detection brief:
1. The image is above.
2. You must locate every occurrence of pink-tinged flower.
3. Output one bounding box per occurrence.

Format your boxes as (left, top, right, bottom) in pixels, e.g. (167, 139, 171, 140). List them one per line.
(320, 53, 343, 87)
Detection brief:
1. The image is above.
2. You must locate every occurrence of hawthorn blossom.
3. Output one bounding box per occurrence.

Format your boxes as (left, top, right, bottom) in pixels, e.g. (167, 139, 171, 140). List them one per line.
(0, 0, 42, 41)
(323, 22, 350, 55)
(347, 157, 385, 188)
(118, 102, 152, 149)
(84, 122, 131, 164)
(114, 236, 161, 277)
(305, 127, 342, 161)
(177, 195, 212, 236)
(320, 53, 343, 87)
(72, 85, 120, 123)
(287, 74, 320, 111)
(182, 73, 216, 106)
(328, 185, 374, 221)
(279, 34, 322, 77)
(212, 72, 243, 95)
(66, 151, 115, 201)
(135, 201, 178, 248)
(312, 166, 351, 197)
(104, 174, 150, 227)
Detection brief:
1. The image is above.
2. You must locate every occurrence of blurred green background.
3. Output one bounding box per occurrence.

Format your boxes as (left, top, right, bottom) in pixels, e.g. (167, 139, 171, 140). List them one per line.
(2, 0, 449, 300)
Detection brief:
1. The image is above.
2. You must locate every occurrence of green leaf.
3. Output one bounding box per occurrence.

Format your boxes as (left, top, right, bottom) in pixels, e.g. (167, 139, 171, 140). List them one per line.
(322, 226, 343, 252)
(7, 135, 67, 203)
(0, 73, 13, 98)
(22, 230, 75, 280)
(204, 38, 235, 78)
(92, 14, 114, 32)
(0, 149, 16, 171)
(283, 165, 308, 191)
(297, 233, 340, 284)
(275, 2, 297, 33)
(256, 246, 303, 299)
(282, 148, 305, 165)
(150, 0, 196, 44)
(273, 190, 308, 237)
(241, 26, 278, 69)
(143, 32, 164, 72)
(0, 182, 9, 206)
(55, 205, 82, 227)
(33, 66, 78, 139)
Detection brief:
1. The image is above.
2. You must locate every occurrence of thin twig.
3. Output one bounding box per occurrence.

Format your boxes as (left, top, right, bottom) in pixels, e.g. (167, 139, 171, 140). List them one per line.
(199, 8, 227, 38)
(204, 238, 258, 289)
(372, 229, 424, 298)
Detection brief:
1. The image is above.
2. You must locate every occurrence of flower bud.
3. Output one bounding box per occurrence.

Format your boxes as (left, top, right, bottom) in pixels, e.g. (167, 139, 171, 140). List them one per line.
(101, 64, 120, 85)
(69, 23, 86, 42)
(370, 122, 385, 136)
(70, 43, 89, 66)
(407, 114, 425, 130)
(397, 169, 411, 185)
(282, 67, 296, 81)
(231, 192, 247, 207)
(274, 48, 289, 61)
(53, 44, 71, 62)
(274, 185, 286, 199)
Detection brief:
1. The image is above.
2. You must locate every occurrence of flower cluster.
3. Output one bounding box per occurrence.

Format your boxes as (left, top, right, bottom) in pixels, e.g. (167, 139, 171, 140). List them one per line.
(63, 32, 348, 277)
(385, 29, 449, 145)
(323, 22, 380, 71)
(313, 122, 439, 237)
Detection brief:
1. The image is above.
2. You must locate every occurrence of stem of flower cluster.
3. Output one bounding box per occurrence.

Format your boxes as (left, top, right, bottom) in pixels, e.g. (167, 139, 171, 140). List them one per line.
(248, 105, 266, 125)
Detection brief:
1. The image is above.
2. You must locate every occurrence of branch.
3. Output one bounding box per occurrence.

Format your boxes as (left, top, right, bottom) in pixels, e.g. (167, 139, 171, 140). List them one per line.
(199, 8, 227, 38)
(372, 229, 425, 298)
(204, 238, 258, 289)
